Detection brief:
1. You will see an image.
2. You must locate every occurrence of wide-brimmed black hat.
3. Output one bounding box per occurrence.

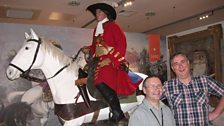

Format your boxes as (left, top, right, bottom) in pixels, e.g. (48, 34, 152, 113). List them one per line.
(86, 3, 117, 20)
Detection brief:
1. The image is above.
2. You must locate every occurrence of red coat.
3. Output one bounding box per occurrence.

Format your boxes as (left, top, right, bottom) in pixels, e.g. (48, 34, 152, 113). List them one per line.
(87, 21, 141, 95)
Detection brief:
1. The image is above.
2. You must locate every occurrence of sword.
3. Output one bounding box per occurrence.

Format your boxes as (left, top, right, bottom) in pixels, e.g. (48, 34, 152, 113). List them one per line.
(77, 68, 91, 108)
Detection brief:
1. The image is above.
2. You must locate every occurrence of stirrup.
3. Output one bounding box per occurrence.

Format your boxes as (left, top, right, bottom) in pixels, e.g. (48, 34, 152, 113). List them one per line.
(108, 107, 113, 120)
(108, 108, 125, 122)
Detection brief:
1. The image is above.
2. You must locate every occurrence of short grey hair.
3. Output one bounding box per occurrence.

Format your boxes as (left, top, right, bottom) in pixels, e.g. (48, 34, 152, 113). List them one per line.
(170, 52, 188, 64)
(142, 75, 161, 88)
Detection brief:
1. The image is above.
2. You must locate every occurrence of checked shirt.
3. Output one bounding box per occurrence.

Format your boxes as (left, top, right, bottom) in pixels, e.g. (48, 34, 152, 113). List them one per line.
(163, 75, 224, 126)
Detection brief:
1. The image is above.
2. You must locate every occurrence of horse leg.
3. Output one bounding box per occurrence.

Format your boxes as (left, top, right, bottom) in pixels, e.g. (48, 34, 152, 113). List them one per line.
(6, 91, 25, 103)
(21, 85, 42, 104)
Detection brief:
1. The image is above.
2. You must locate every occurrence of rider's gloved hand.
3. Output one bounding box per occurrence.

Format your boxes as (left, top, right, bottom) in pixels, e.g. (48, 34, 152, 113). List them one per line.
(75, 78, 87, 86)
(81, 47, 90, 55)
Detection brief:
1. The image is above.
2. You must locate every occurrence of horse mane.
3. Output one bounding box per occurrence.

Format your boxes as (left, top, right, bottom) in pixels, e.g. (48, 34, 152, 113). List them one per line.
(40, 38, 84, 72)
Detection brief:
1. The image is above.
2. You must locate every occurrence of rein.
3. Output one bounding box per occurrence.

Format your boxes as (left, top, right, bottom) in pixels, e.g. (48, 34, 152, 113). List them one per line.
(9, 38, 83, 83)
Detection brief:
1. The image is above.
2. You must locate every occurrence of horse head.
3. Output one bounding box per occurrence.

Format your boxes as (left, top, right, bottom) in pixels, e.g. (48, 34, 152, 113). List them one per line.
(6, 29, 45, 81)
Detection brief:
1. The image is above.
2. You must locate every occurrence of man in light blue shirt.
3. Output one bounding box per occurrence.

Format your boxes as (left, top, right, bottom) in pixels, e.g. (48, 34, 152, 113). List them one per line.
(129, 75, 175, 126)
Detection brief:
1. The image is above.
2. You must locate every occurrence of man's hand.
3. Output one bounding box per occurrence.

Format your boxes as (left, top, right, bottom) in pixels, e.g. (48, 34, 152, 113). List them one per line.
(209, 97, 224, 121)
(209, 111, 219, 121)
(82, 47, 90, 55)
(75, 78, 87, 86)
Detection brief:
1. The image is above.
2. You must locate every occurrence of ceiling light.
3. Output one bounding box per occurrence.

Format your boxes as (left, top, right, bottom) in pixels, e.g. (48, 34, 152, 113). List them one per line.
(123, 0, 134, 7)
(118, 10, 136, 17)
(48, 12, 74, 21)
(6, 8, 34, 19)
(111, 2, 119, 8)
(198, 11, 213, 20)
(145, 11, 156, 17)
(68, 0, 80, 6)
(124, 2, 132, 7)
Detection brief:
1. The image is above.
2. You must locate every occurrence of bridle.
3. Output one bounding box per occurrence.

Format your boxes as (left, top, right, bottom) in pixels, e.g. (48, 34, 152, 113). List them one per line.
(9, 38, 42, 81)
(9, 38, 83, 83)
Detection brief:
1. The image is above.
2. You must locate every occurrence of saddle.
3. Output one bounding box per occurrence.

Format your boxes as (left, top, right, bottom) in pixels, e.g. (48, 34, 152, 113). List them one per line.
(54, 66, 143, 122)
(54, 100, 108, 121)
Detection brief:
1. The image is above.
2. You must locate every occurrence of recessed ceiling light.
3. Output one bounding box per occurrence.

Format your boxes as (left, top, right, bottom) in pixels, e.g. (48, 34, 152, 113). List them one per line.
(48, 12, 74, 21)
(123, 0, 135, 7)
(198, 11, 213, 20)
(145, 11, 156, 17)
(68, 0, 80, 6)
(118, 10, 136, 17)
(6, 8, 34, 19)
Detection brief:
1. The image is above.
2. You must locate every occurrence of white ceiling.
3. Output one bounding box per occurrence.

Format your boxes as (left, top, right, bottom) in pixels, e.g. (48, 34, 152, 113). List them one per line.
(0, 0, 224, 35)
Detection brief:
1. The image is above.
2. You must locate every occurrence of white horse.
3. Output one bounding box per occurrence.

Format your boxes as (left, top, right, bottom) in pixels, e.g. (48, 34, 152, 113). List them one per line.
(6, 29, 147, 126)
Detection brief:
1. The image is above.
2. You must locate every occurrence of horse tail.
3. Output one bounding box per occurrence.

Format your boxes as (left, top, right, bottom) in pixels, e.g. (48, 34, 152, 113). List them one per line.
(1, 102, 32, 126)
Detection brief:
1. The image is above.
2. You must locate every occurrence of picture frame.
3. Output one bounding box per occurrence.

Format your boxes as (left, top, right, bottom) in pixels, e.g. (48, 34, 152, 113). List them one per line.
(168, 24, 223, 81)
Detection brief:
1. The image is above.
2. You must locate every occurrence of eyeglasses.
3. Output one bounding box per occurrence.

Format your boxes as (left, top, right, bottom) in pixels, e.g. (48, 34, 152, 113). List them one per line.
(145, 85, 162, 89)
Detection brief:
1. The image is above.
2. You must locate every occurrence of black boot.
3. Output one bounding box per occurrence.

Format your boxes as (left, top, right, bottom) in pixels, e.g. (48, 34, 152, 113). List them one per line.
(95, 83, 125, 122)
